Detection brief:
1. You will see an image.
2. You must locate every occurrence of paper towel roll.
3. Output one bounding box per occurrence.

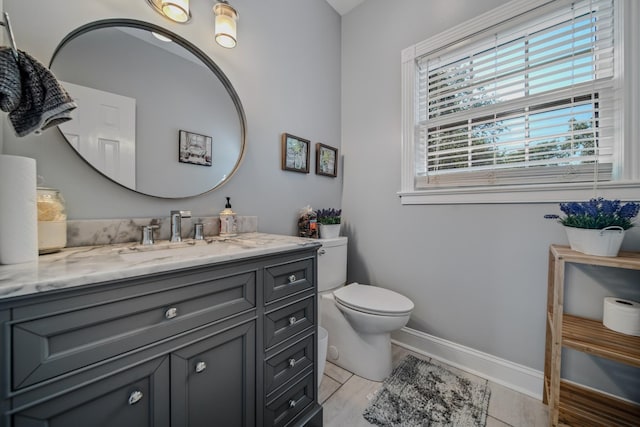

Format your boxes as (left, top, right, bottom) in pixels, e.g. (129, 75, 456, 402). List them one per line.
(603, 297, 640, 336)
(0, 155, 38, 264)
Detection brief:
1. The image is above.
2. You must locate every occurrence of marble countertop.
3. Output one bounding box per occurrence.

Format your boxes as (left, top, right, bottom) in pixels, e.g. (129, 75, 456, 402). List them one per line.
(0, 233, 321, 300)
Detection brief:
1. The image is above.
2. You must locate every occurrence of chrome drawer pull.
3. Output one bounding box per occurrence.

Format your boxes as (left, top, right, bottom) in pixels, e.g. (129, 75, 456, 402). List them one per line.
(288, 358, 296, 368)
(165, 307, 178, 319)
(288, 316, 297, 326)
(288, 274, 297, 283)
(289, 399, 297, 408)
(128, 390, 143, 405)
(195, 361, 207, 373)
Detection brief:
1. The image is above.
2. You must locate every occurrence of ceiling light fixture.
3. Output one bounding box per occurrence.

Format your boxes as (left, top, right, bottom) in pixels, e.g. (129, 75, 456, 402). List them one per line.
(213, 1, 239, 48)
(146, 0, 192, 24)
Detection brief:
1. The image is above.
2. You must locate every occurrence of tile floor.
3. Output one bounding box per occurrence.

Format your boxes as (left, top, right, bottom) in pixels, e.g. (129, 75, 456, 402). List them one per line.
(320, 345, 549, 427)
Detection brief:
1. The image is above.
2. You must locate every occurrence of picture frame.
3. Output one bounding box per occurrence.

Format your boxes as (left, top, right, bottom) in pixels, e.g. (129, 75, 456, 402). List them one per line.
(179, 130, 212, 167)
(315, 143, 338, 177)
(281, 133, 310, 173)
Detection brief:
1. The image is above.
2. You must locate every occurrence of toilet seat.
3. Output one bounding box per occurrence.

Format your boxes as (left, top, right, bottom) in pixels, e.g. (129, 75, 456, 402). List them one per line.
(333, 283, 414, 316)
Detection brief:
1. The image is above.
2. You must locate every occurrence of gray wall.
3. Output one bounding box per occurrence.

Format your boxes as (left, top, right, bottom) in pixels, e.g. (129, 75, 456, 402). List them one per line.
(341, 0, 640, 400)
(2, 0, 342, 235)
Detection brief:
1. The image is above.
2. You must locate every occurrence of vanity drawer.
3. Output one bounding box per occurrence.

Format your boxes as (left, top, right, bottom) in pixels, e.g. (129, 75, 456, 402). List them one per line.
(264, 296, 315, 350)
(265, 333, 315, 397)
(265, 371, 315, 427)
(11, 269, 256, 391)
(264, 257, 315, 304)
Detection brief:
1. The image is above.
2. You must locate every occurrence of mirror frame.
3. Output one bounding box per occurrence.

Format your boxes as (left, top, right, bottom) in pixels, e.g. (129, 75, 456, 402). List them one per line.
(50, 19, 247, 199)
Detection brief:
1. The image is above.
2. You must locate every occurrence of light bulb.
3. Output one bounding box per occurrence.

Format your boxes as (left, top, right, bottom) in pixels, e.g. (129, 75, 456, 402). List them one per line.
(215, 14, 237, 48)
(214, 2, 238, 48)
(161, 0, 189, 23)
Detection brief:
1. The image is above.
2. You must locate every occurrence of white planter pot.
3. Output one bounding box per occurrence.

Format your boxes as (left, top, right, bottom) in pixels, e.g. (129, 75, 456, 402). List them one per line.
(564, 226, 625, 257)
(319, 223, 340, 239)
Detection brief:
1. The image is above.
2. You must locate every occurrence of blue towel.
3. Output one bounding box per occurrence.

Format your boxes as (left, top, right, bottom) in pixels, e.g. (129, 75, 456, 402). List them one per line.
(0, 47, 76, 137)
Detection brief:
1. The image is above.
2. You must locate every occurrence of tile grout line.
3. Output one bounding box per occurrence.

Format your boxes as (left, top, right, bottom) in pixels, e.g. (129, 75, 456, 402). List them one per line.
(324, 371, 354, 385)
(488, 415, 515, 427)
(319, 380, 342, 405)
(320, 371, 354, 403)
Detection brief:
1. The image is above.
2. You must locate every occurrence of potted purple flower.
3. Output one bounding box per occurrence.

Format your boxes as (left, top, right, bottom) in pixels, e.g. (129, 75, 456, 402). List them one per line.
(545, 198, 639, 256)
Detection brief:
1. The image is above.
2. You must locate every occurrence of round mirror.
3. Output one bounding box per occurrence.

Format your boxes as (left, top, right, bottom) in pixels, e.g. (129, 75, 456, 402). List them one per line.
(50, 19, 246, 199)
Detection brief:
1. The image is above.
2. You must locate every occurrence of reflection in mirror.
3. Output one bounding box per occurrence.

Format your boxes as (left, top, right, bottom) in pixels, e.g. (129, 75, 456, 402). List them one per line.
(50, 20, 246, 198)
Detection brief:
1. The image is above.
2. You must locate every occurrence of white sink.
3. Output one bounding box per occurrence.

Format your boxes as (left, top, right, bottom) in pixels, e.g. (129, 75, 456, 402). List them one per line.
(114, 237, 248, 263)
(117, 240, 224, 262)
(110, 234, 283, 263)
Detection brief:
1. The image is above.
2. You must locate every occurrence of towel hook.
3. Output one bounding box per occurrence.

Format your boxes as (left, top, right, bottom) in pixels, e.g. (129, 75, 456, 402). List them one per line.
(0, 12, 18, 62)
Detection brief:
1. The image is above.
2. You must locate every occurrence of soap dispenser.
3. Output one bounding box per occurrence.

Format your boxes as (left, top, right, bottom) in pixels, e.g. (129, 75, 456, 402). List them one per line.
(219, 197, 238, 237)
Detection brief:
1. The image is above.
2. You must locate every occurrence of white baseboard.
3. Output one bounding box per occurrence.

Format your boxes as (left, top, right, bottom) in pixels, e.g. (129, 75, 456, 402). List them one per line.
(392, 327, 544, 400)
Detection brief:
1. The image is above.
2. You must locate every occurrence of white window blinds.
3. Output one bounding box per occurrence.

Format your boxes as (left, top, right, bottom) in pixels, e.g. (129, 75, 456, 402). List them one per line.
(414, 0, 616, 189)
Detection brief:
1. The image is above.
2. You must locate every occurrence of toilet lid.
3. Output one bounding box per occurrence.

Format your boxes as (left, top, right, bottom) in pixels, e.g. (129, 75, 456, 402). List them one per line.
(333, 283, 414, 316)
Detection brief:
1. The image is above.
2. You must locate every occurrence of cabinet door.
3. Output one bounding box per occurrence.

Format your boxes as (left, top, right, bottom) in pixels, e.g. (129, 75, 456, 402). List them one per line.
(11, 356, 169, 427)
(171, 320, 256, 427)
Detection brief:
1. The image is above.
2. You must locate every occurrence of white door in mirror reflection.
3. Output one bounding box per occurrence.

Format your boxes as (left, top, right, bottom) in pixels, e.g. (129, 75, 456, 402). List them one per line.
(59, 82, 136, 189)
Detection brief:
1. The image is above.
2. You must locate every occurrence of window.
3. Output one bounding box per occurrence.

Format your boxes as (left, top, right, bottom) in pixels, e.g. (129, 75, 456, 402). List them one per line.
(400, 0, 639, 204)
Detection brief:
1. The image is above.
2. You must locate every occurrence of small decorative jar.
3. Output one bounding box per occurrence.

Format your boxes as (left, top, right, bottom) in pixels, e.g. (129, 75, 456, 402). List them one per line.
(36, 187, 67, 254)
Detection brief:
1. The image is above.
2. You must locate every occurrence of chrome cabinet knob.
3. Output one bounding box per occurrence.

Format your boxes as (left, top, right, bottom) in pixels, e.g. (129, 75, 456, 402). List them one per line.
(165, 307, 178, 319)
(288, 274, 297, 283)
(128, 390, 143, 405)
(318, 249, 326, 255)
(288, 316, 297, 326)
(289, 399, 297, 408)
(288, 358, 296, 368)
(195, 361, 207, 373)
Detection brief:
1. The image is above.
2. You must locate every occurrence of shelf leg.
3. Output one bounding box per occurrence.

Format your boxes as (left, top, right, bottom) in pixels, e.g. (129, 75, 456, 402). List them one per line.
(543, 249, 555, 405)
(548, 257, 565, 427)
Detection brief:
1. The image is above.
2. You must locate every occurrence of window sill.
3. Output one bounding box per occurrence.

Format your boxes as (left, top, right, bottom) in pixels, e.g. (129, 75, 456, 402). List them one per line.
(398, 181, 640, 205)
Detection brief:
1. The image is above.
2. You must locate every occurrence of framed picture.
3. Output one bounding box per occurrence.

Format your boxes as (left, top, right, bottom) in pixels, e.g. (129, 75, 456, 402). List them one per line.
(281, 133, 310, 173)
(316, 143, 338, 177)
(179, 130, 212, 166)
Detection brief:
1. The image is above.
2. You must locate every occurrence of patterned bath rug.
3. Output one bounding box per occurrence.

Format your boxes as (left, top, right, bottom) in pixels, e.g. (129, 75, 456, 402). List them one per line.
(363, 355, 491, 427)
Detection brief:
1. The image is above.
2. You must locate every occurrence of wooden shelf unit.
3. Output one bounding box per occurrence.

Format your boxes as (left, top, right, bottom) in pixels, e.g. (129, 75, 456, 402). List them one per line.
(544, 245, 640, 427)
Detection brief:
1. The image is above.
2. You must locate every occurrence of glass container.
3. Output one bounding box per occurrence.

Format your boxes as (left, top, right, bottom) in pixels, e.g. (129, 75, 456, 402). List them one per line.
(37, 187, 67, 254)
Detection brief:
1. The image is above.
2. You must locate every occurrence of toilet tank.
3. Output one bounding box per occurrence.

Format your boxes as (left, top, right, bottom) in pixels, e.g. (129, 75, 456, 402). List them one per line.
(317, 237, 348, 292)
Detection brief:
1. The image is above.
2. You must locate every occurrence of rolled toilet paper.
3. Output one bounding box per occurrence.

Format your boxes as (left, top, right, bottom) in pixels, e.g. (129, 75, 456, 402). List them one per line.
(0, 155, 38, 264)
(603, 297, 640, 337)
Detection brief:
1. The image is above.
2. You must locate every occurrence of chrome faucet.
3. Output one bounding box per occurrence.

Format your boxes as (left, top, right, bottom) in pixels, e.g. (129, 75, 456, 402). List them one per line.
(170, 210, 192, 242)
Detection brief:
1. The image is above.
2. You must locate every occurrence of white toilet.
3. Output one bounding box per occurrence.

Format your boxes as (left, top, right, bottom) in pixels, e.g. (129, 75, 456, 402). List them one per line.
(317, 237, 414, 382)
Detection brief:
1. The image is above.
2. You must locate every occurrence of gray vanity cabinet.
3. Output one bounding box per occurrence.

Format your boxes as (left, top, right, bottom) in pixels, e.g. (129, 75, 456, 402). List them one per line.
(0, 245, 322, 427)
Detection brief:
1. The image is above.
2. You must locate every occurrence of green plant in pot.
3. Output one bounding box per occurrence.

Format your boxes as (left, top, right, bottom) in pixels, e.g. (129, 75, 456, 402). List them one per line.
(545, 198, 639, 256)
(316, 208, 341, 238)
